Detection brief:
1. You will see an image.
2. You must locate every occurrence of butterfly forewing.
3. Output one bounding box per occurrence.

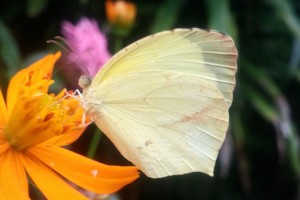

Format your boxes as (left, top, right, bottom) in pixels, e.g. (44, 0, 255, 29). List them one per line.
(92, 28, 237, 106)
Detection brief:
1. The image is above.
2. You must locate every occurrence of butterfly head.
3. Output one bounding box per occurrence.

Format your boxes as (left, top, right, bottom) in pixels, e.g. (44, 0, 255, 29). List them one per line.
(78, 75, 92, 89)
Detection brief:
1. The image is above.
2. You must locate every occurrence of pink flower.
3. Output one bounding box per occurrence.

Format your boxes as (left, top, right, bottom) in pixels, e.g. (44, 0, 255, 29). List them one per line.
(60, 18, 111, 86)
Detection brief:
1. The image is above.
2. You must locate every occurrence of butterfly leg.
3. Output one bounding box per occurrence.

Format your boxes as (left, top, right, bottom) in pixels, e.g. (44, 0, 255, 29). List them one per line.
(71, 90, 94, 126)
(62, 90, 94, 126)
(64, 89, 83, 101)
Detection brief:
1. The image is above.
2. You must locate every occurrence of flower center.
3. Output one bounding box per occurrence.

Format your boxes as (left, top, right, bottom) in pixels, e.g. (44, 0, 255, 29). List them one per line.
(3, 91, 85, 151)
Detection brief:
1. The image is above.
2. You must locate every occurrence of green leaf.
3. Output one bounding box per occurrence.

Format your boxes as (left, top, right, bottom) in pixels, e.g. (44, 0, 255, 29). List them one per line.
(246, 84, 280, 122)
(231, 112, 246, 142)
(205, 0, 238, 41)
(265, 0, 300, 41)
(286, 127, 300, 177)
(150, 0, 187, 33)
(242, 61, 281, 98)
(26, 0, 49, 17)
(0, 19, 21, 78)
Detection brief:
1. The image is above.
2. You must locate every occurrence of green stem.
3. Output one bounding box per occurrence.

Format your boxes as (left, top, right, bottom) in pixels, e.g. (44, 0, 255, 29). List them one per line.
(114, 36, 123, 53)
(86, 128, 103, 159)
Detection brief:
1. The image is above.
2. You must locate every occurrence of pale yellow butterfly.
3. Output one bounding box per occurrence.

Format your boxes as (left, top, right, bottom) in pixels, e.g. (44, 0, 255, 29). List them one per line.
(79, 28, 238, 178)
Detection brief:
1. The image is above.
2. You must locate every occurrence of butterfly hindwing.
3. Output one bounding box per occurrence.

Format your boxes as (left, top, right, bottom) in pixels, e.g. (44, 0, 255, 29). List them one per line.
(85, 71, 229, 178)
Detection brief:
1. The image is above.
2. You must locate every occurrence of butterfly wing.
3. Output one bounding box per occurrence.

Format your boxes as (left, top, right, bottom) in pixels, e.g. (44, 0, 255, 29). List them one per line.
(91, 28, 237, 106)
(86, 72, 229, 178)
(84, 28, 237, 178)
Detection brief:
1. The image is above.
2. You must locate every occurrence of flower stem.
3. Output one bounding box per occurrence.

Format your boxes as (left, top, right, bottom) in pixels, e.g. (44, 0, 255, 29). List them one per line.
(87, 129, 103, 158)
(114, 36, 123, 53)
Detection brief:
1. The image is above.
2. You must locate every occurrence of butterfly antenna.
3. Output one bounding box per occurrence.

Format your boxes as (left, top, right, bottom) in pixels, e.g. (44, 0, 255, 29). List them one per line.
(55, 36, 74, 52)
(47, 36, 91, 77)
(46, 37, 72, 54)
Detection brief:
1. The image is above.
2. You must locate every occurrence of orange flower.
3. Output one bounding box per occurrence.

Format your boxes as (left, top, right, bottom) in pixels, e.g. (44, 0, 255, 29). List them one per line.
(106, 0, 136, 32)
(0, 52, 139, 199)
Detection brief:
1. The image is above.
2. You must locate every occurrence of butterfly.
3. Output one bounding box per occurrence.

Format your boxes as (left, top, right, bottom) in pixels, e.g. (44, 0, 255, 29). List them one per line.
(79, 28, 238, 178)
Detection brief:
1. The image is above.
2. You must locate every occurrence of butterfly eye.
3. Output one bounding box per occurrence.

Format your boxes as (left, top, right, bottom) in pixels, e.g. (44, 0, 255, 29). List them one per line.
(78, 75, 92, 89)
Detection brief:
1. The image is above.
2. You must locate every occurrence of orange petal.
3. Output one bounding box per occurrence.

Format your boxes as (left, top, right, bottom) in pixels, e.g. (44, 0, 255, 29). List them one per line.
(0, 141, 9, 154)
(0, 88, 8, 151)
(0, 88, 7, 129)
(6, 52, 61, 116)
(30, 145, 139, 194)
(21, 150, 88, 200)
(43, 126, 86, 147)
(0, 150, 29, 200)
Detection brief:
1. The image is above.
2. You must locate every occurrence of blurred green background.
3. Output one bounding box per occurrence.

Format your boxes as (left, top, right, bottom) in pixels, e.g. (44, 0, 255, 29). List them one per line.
(1, 0, 300, 199)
